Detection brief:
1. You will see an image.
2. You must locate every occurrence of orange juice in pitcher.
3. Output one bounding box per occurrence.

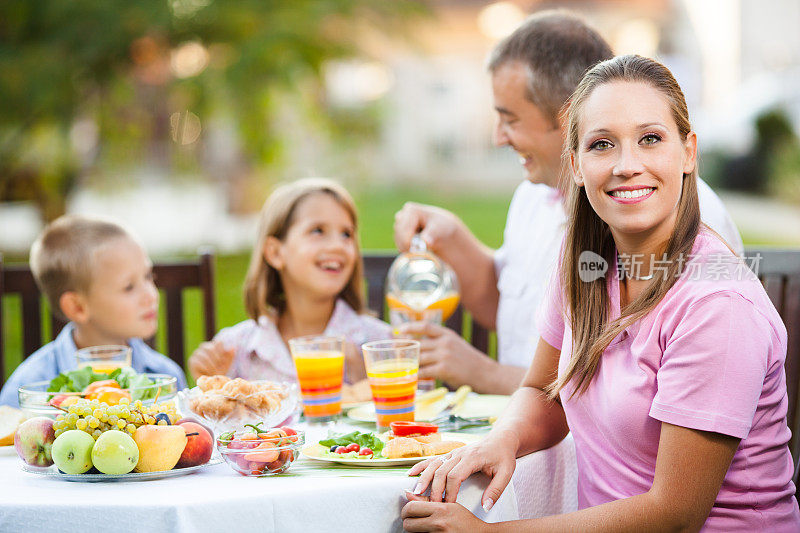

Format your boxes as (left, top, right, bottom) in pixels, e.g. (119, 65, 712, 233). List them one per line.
(386, 236, 460, 390)
(386, 234, 460, 323)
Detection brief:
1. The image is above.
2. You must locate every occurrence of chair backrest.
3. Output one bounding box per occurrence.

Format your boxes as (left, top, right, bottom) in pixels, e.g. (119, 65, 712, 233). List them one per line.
(746, 248, 800, 482)
(362, 252, 491, 355)
(0, 249, 217, 386)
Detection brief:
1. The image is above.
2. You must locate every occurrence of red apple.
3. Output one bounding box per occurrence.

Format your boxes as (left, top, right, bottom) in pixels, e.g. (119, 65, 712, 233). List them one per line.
(175, 421, 212, 468)
(14, 417, 55, 467)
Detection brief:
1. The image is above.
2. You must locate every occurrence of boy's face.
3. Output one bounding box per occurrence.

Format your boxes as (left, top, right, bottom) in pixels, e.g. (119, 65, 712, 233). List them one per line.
(73, 237, 159, 345)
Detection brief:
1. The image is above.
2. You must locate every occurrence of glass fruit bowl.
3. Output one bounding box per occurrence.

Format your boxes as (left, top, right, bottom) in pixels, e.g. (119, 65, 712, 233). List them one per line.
(177, 380, 299, 436)
(216, 428, 304, 476)
(18, 374, 178, 418)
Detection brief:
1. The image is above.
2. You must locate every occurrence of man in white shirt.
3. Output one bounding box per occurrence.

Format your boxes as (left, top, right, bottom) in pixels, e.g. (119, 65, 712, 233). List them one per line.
(393, 11, 743, 393)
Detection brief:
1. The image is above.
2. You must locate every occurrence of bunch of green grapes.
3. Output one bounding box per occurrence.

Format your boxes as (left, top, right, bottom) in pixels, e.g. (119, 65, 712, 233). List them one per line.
(53, 398, 179, 440)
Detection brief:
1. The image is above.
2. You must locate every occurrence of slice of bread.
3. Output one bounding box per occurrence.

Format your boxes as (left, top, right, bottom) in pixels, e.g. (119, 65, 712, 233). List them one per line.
(0, 405, 26, 446)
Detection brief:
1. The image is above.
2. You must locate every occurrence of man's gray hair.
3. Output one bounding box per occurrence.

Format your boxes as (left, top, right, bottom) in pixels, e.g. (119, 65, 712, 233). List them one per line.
(488, 10, 613, 125)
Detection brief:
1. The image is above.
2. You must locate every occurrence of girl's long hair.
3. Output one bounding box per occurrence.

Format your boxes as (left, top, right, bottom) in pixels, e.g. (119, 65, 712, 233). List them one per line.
(548, 55, 701, 399)
(243, 177, 365, 321)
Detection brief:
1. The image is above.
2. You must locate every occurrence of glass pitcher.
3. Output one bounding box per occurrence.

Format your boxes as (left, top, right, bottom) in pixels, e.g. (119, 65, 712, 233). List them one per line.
(385, 235, 460, 325)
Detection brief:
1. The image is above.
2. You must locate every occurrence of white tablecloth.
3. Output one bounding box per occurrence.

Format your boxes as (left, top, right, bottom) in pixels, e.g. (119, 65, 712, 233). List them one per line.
(0, 425, 577, 532)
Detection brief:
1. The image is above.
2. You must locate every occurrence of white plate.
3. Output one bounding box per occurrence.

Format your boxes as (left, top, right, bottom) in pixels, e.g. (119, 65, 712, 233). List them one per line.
(21, 456, 222, 482)
(340, 400, 371, 411)
(301, 432, 481, 467)
(346, 393, 510, 424)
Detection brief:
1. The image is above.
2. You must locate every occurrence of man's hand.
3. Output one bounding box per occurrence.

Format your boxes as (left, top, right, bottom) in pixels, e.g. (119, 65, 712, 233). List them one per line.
(344, 341, 366, 382)
(188, 339, 235, 379)
(394, 202, 464, 254)
(396, 322, 490, 390)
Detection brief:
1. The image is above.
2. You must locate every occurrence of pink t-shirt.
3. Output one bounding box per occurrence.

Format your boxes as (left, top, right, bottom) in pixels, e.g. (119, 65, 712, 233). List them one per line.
(538, 231, 800, 532)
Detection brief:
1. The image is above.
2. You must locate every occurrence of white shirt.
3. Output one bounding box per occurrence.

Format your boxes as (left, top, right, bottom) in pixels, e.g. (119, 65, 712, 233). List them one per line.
(493, 177, 743, 368)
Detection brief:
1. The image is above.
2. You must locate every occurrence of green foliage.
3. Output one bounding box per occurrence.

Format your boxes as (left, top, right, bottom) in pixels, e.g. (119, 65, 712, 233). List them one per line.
(0, 0, 427, 217)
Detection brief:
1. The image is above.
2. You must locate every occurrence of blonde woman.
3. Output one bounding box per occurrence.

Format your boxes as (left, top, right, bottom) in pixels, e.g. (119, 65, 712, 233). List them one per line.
(188, 178, 390, 384)
(402, 56, 800, 532)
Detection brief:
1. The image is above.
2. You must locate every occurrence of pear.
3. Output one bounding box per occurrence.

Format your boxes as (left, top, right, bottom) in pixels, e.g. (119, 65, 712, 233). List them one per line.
(133, 425, 187, 473)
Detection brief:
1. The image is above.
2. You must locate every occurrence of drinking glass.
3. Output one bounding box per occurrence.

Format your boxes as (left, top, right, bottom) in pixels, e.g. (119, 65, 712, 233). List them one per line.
(288, 335, 345, 423)
(75, 345, 132, 374)
(362, 339, 420, 431)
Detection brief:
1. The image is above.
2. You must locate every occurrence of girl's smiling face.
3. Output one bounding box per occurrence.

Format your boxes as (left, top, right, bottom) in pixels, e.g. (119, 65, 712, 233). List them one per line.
(571, 81, 697, 245)
(266, 192, 357, 302)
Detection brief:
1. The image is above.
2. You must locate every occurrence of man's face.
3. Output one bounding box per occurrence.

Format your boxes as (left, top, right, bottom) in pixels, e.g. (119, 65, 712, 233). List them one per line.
(492, 61, 565, 187)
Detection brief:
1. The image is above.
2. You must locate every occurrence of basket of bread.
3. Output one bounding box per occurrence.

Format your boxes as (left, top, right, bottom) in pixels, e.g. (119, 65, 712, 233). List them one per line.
(177, 376, 298, 435)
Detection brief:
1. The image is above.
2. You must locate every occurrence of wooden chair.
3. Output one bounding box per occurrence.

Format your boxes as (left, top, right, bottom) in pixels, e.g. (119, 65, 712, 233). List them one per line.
(746, 248, 800, 477)
(0, 249, 217, 386)
(362, 252, 491, 355)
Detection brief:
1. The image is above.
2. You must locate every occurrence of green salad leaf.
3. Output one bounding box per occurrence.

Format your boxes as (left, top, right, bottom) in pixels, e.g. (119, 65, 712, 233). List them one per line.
(129, 374, 157, 401)
(318, 431, 384, 454)
(46, 366, 109, 393)
(46, 366, 156, 401)
(109, 368, 156, 401)
(108, 366, 138, 387)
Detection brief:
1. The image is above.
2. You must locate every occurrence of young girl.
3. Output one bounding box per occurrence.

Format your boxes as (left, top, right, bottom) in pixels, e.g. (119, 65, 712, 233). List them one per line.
(188, 178, 390, 384)
(402, 56, 800, 532)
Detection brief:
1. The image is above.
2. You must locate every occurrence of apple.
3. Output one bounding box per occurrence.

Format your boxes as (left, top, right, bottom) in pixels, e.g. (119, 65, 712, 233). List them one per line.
(175, 417, 214, 438)
(175, 422, 213, 468)
(52, 430, 94, 474)
(14, 417, 55, 467)
(91, 430, 138, 475)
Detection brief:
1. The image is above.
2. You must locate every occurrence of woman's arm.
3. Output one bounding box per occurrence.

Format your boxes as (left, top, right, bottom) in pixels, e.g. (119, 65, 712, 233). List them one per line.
(490, 337, 569, 456)
(494, 422, 739, 532)
(406, 338, 568, 508)
(404, 422, 738, 532)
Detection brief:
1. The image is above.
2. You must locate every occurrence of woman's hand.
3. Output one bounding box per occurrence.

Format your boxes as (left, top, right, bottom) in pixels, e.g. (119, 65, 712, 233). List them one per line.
(402, 497, 489, 533)
(406, 431, 517, 510)
(188, 339, 235, 379)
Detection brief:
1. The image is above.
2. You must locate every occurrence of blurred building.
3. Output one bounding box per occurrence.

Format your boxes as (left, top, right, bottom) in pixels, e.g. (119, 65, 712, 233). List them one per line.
(323, 0, 800, 186)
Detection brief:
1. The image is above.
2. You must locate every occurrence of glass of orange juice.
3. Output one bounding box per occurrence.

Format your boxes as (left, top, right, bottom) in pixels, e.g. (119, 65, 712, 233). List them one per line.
(362, 339, 420, 431)
(288, 335, 345, 423)
(75, 345, 132, 374)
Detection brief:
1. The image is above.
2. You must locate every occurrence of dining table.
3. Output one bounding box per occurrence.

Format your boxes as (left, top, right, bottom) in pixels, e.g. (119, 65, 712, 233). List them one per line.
(0, 404, 577, 532)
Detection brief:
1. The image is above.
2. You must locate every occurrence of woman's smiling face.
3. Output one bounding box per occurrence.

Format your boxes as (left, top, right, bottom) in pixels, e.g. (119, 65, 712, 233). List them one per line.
(571, 80, 697, 244)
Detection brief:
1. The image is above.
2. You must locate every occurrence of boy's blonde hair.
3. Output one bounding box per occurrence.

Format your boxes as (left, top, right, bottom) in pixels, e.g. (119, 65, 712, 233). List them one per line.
(243, 178, 365, 320)
(30, 215, 132, 321)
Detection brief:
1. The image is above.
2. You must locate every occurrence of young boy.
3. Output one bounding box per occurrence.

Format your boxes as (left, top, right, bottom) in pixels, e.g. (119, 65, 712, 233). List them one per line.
(0, 215, 187, 407)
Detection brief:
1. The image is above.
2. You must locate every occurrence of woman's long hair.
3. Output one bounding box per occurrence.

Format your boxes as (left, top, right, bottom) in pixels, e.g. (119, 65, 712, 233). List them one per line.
(548, 55, 701, 399)
(243, 177, 365, 321)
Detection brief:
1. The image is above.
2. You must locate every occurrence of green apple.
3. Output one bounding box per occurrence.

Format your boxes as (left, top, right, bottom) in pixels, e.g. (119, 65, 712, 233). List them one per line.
(52, 430, 95, 474)
(91, 430, 138, 475)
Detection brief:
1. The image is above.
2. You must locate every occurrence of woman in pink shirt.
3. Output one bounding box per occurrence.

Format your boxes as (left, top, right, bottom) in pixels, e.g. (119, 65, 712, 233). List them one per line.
(402, 55, 800, 532)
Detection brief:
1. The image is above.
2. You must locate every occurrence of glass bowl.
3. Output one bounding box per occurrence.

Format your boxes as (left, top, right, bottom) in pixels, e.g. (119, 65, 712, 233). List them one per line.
(177, 380, 299, 436)
(18, 374, 178, 418)
(216, 428, 304, 476)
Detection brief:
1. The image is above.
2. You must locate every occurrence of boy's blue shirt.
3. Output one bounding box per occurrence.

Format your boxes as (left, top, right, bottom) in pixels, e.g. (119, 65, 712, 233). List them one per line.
(0, 322, 188, 407)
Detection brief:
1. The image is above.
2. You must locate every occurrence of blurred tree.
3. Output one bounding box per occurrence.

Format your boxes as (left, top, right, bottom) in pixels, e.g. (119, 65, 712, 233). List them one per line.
(0, 0, 426, 220)
(723, 108, 798, 194)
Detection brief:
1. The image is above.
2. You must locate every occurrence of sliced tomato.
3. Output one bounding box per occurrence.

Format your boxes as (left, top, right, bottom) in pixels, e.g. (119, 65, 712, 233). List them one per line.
(389, 421, 439, 436)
